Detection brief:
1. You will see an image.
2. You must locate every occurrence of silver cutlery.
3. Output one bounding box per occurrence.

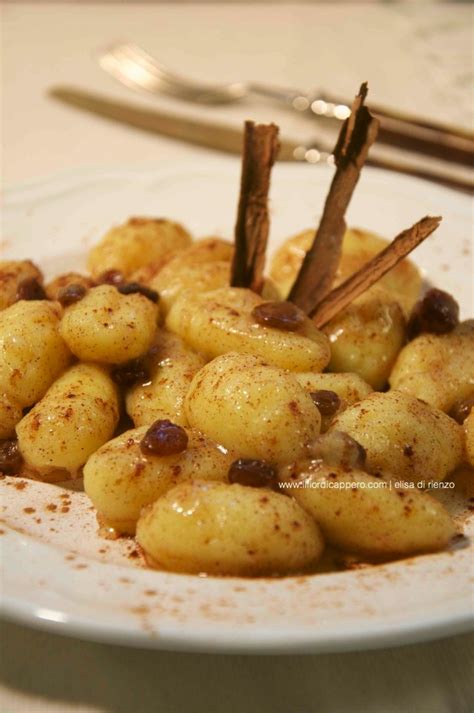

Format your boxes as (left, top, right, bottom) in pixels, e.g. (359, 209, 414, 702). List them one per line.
(49, 87, 474, 193)
(98, 42, 474, 167)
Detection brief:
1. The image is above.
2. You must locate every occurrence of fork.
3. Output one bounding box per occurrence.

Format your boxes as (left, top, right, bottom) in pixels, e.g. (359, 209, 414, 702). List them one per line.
(98, 42, 323, 113)
(99, 42, 474, 166)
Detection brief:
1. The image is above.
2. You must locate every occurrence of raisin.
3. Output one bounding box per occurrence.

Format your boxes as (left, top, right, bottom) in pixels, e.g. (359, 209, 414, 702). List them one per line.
(16, 278, 46, 301)
(407, 288, 459, 339)
(111, 359, 150, 386)
(228, 458, 278, 488)
(140, 420, 188, 456)
(449, 395, 474, 424)
(57, 283, 87, 306)
(117, 282, 159, 303)
(0, 440, 23, 474)
(251, 301, 306, 331)
(310, 390, 341, 417)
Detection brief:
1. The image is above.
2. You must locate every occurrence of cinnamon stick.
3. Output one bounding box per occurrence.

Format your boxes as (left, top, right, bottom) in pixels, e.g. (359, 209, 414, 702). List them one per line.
(288, 83, 379, 313)
(311, 216, 442, 327)
(231, 121, 279, 293)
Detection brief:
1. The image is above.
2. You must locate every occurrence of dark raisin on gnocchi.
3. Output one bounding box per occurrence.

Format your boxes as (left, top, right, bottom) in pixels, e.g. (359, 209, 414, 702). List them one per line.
(117, 282, 159, 303)
(16, 277, 46, 302)
(251, 301, 306, 331)
(407, 288, 459, 339)
(57, 283, 88, 306)
(140, 419, 189, 456)
(449, 394, 474, 424)
(310, 390, 341, 417)
(228, 458, 278, 488)
(111, 358, 150, 386)
(0, 439, 23, 474)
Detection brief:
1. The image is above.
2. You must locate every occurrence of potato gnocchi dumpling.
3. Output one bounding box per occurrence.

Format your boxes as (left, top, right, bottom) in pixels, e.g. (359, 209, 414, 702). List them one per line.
(389, 322, 474, 412)
(294, 372, 373, 431)
(84, 427, 234, 534)
(60, 285, 158, 364)
(336, 229, 422, 314)
(126, 331, 206, 427)
(136, 480, 324, 575)
(167, 287, 330, 372)
(323, 287, 406, 389)
(331, 390, 463, 485)
(0, 260, 44, 311)
(464, 410, 474, 467)
(16, 364, 119, 479)
(153, 259, 231, 315)
(130, 238, 233, 289)
(185, 352, 321, 463)
(270, 227, 421, 312)
(45, 272, 94, 301)
(0, 300, 71, 408)
(294, 372, 373, 406)
(87, 217, 192, 278)
(162, 237, 234, 266)
(129, 258, 173, 287)
(280, 460, 455, 556)
(0, 393, 23, 439)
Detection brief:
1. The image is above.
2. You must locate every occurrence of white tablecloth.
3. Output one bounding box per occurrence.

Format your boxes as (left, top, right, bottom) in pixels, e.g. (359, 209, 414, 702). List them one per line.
(1, 4, 473, 712)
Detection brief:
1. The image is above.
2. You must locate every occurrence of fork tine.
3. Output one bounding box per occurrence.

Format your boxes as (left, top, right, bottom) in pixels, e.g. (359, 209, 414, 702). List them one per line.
(100, 48, 192, 99)
(107, 43, 203, 95)
(101, 43, 236, 104)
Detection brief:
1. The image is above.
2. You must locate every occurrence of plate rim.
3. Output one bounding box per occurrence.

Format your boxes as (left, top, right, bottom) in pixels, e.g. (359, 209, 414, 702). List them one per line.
(1, 593, 472, 654)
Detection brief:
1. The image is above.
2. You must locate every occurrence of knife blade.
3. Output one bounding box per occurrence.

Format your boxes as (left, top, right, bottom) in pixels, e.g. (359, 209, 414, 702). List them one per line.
(49, 86, 473, 193)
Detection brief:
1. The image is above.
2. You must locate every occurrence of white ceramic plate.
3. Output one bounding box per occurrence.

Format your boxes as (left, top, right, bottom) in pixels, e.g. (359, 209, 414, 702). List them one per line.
(1, 161, 473, 653)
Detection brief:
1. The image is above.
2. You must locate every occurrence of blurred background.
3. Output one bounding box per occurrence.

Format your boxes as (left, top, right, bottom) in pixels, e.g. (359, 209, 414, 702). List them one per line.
(1, 2, 473, 185)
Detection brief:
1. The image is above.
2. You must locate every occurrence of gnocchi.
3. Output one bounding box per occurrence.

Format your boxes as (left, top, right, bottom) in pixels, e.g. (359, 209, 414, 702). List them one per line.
(158, 236, 234, 266)
(0, 393, 23, 439)
(87, 217, 192, 278)
(270, 227, 421, 312)
(130, 237, 233, 288)
(153, 259, 231, 314)
(16, 363, 119, 480)
(126, 330, 206, 427)
(389, 322, 474, 412)
(167, 287, 330, 372)
(322, 287, 406, 390)
(0, 260, 44, 311)
(464, 410, 474, 467)
(84, 426, 234, 534)
(0, 300, 71, 408)
(136, 480, 324, 575)
(60, 285, 158, 364)
(330, 390, 463, 485)
(294, 371, 373, 431)
(280, 459, 455, 556)
(45, 272, 94, 301)
(294, 372, 373, 406)
(185, 352, 321, 463)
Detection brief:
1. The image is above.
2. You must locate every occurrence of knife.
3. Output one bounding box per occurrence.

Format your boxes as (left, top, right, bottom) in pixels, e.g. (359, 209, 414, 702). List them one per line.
(49, 86, 473, 193)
